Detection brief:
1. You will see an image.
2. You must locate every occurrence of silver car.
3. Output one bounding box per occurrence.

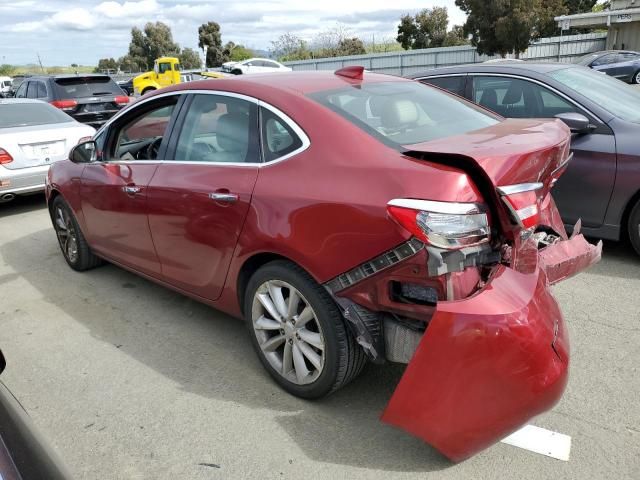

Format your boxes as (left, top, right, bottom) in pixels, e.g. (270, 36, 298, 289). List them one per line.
(0, 98, 95, 202)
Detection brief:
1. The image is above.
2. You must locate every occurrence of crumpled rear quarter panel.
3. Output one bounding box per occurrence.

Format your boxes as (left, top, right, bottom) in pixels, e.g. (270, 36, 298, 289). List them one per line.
(381, 265, 569, 462)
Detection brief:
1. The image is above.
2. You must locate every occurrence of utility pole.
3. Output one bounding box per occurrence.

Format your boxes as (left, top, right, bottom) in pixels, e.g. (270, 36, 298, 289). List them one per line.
(37, 52, 45, 73)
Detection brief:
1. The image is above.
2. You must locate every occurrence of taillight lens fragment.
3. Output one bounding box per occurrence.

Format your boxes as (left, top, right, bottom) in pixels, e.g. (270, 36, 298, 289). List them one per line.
(114, 95, 130, 105)
(497, 183, 543, 230)
(388, 199, 490, 250)
(50, 99, 78, 111)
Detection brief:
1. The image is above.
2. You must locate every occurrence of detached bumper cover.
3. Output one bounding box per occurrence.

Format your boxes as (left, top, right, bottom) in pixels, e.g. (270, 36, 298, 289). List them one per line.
(381, 234, 601, 461)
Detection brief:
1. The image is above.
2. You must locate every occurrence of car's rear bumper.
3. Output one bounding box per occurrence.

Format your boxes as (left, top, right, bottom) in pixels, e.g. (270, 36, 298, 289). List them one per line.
(0, 165, 50, 196)
(381, 232, 601, 461)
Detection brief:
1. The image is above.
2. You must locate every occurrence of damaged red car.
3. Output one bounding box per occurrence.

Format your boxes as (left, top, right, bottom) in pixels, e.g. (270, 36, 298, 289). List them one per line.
(45, 67, 601, 461)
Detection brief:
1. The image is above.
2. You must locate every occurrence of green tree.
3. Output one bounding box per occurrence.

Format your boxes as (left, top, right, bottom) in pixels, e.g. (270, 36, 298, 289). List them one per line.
(457, 0, 566, 58)
(198, 21, 226, 67)
(443, 25, 469, 46)
(397, 7, 449, 50)
(95, 57, 117, 73)
(223, 42, 253, 62)
(0, 64, 15, 76)
(127, 22, 179, 70)
(179, 47, 202, 69)
(565, 0, 598, 13)
(271, 33, 312, 61)
(336, 37, 366, 56)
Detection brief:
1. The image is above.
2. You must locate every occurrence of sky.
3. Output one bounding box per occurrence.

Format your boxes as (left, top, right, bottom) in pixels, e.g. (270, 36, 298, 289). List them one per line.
(0, 0, 466, 66)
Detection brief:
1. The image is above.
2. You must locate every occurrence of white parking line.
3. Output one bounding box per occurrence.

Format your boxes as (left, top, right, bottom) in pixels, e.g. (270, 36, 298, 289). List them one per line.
(501, 425, 572, 461)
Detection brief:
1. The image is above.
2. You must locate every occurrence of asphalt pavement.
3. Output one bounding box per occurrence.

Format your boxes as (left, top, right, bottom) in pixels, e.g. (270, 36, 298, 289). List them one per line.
(0, 194, 638, 479)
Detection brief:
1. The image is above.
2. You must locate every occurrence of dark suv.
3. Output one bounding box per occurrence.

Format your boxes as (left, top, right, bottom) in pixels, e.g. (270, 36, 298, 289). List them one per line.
(14, 74, 130, 127)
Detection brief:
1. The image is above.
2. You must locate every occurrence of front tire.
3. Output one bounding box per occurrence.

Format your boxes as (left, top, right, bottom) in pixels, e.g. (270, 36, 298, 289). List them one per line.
(244, 261, 366, 399)
(633, 70, 640, 84)
(51, 196, 102, 271)
(628, 199, 640, 256)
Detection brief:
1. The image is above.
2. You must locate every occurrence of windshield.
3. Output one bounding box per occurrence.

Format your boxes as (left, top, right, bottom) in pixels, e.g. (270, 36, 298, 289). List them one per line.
(54, 76, 122, 98)
(309, 81, 499, 147)
(549, 67, 640, 123)
(0, 102, 74, 128)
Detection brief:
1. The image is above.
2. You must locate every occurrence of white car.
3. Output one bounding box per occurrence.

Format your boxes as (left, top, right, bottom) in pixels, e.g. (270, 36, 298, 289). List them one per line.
(0, 76, 12, 97)
(222, 58, 291, 75)
(0, 98, 95, 202)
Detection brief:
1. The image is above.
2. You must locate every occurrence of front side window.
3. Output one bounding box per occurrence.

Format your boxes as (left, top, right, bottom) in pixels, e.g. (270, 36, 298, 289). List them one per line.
(158, 63, 171, 74)
(472, 76, 576, 118)
(261, 107, 303, 162)
(110, 99, 177, 161)
(15, 82, 27, 98)
(592, 54, 616, 66)
(174, 94, 259, 163)
(550, 66, 640, 123)
(309, 81, 498, 147)
(420, 76, 466, 97)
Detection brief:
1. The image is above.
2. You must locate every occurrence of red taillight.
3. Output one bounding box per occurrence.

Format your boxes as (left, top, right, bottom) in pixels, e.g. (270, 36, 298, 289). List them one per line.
(497, 183, 543, 230)
(114, 95, 130, 106)
(387, 199, 491, 250)
(50, 99, 78, 111)
(0, 148, 13, 164)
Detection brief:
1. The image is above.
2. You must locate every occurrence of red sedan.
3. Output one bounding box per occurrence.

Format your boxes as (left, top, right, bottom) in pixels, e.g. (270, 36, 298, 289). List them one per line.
(45, 67, 601, 461)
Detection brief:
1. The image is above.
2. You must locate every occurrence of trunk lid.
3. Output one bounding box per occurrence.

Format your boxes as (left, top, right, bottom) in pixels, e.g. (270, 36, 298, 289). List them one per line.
(0, 123, 94, 170)
(404, 118, 571, 195)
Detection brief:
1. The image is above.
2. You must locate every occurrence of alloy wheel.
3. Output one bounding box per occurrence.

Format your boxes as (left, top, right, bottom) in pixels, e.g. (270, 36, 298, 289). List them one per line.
(54, 206, 79, 264)
(636, 72, 640, 84)
(251, 280, 325, 385)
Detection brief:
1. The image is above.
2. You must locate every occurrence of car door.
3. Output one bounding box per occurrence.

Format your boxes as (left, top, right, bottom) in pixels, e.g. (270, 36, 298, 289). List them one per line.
(614, 52, 640, 81)
(591, 53, 619, 76)
(146, 92, 261, 300)
(157, 61, 175, 86)
(79, 94, 183, 276)
(469, 75, 617, 228)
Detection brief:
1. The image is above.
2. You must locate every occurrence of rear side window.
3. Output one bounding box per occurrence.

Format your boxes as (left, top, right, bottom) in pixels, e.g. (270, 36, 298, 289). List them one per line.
(26, 82, 38, 99)
(37, 82, 47, 98)
(309, 81, 499, 147)
(174, 94, 259, 163)
(260, 107, 303, 162)
(420, 76, 466, 97)
(54, 77, 122, 98)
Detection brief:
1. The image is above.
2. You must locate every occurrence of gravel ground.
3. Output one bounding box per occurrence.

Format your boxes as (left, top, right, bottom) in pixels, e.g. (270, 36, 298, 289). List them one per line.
(0, 194, 638, 480)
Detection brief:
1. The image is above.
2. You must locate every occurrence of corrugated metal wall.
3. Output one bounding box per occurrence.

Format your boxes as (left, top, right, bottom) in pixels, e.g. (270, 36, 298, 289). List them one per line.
(284, 33, 608, 75)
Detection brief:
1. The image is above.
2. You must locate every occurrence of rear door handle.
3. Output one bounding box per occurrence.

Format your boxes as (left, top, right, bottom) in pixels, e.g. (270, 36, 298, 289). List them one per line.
(209, 192, 239, 203)
(123, 185, 142, 195)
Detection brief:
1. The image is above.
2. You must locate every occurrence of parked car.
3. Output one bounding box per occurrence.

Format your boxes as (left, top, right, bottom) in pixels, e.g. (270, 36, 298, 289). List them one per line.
(222, 58, 291, 75)
(14, 74, 130, 128)
(0, 76, 12, 98)
(410, 62, 640, 255)
(117, 78, 134, 96)
(0, 98, 95, 202)
(46, 68, 600, 461)
(574, 50, 640, 83)
(0, 349, 71, 479)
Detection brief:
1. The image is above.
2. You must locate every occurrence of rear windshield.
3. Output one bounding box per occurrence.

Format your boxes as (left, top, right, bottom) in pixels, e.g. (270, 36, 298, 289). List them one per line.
(0, 102, 74, 128)
(54, 76, 122, 98)
(308, 81, 499, 147)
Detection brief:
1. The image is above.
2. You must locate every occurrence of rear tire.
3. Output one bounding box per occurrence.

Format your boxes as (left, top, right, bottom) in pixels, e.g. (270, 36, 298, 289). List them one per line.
(231, 69, 243, 75)
(51, 196, 102, 271)
(244, 260, 366, 399)
(628, 200, 640, 256)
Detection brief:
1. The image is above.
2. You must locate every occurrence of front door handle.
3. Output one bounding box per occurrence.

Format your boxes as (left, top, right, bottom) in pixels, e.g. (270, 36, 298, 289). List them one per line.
(209, 192, 239, 203)
(123, 185, 142, 195)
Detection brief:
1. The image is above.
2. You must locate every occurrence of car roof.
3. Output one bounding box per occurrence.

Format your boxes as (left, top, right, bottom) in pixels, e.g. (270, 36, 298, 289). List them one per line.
(27, 74, 113, 80)
(166, 70, 409, 96)
(408, 62, 580, 78)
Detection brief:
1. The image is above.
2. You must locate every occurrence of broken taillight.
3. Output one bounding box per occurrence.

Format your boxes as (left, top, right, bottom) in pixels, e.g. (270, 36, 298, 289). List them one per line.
(497, 183, 543, 230)
(387, 199, 490, 250)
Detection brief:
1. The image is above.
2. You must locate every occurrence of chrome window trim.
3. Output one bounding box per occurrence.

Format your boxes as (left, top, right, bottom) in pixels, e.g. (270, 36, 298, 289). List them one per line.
(415, 72, 604, 125)
(414, 73, 467, 80)
(387, 198, 485, 215)
(94, 89, 310, 167)
(496, 182, 544, 196)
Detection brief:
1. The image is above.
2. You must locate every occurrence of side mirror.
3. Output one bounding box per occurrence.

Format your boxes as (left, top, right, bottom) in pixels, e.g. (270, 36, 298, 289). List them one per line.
(555, 112, 593, 134)
(69, 140, 97, 163)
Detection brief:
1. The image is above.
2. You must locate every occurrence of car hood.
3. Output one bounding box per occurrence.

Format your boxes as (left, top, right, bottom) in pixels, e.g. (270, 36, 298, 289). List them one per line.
(404, 118, 571, 195)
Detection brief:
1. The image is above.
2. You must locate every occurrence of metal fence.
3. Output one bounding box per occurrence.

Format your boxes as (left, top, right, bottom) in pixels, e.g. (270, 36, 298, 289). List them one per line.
(284, 32, 608, 76)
